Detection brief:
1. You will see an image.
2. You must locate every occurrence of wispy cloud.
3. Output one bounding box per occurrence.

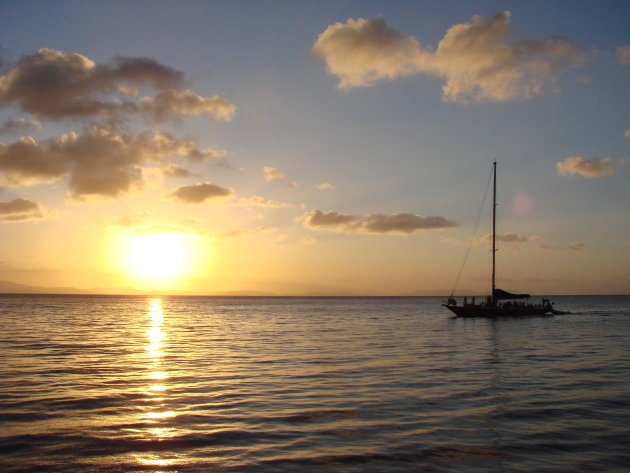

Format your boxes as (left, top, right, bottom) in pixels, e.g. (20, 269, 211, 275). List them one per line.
(313, 182, 335, 190)
(313, 11, 585, 102)
(569, 242, 586, 251)
(556, 156, 615, 178)
(161, 164, 195, 178)
(236, 195, 294, 208)
(482, 232, 529, 243)
(127, 224, 200, 235)
(166, 182, 234, 204)
(616, 45, 630, 65)
(540, 242, 587, 251)
(113, 211, 153, 228)
(220, 226, 277, 239)
(301, 209, 456, 234)
(445, 232, 538, 248)
(263, 166, 286, 181)
(263, 166, 298, 188)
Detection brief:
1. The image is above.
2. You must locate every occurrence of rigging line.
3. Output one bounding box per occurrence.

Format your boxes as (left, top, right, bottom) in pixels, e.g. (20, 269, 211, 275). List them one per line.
(450, 164, 494, 296)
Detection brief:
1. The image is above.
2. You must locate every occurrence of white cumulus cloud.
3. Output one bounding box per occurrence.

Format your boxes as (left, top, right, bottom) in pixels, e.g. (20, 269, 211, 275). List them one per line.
(313, 11, 586, 102)
(556, 157, 615, 178)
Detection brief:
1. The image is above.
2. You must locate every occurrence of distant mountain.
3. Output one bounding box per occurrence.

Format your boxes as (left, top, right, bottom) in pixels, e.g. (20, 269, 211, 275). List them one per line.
(213, 290, 278, 297)
(0, 280, 169, 295)
(0, 280, 279, 296)
(0, 280, 87, 294)
(0, 280, 470, 297)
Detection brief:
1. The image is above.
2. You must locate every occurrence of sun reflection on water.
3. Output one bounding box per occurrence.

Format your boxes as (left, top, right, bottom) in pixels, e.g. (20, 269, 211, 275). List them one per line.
(136, 298, 182, 467)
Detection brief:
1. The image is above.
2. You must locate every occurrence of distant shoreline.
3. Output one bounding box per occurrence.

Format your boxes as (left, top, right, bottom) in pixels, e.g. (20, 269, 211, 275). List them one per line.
(1, 292, 628, 298)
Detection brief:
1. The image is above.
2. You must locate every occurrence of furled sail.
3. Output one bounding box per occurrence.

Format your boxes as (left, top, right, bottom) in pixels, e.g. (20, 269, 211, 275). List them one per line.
(493, 288, 530, 300)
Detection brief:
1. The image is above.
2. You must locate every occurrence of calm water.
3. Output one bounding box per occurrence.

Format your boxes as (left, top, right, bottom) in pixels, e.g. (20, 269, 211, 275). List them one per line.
(1, 295, 629, 472)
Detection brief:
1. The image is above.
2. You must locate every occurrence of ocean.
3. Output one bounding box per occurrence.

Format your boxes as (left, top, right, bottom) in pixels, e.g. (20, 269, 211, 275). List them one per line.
(1, 295, 629, 472)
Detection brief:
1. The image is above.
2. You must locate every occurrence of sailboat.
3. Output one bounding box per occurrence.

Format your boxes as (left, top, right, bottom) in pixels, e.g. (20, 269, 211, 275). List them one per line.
(443, 161, 555, 317)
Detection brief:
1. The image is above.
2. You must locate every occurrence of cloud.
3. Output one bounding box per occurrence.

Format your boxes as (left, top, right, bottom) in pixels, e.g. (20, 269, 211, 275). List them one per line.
(220, 226, 277, 239)
(140, 89, 235, 122)
(568, 242, 585, 251)
(482, 232, 529, 243)
(540, 241, 586, 252)
(129, 224, 199, 235)
(263, 166, 298, 188)
(0, 126, 226, 199)
(301, 209, 457, 234)
(263, 166, 286, 181)
(313, 16, 427, 90)
(0, 117, 42, 135)
(237, 195, 294, 208)
(616, 45, 630, 65)
(0, 48, 235, 123)
(556, 156, 615, 178)
(0, 196, 44, 221)
(166, 182, 234, 204)
(110, 55, 183, 89)
(114, 211, 153, 228)
(161, 164, 195, 177)
(313, 182, 336, 190)
(0, 135, 68, 185)
(313, 11, 585, 102)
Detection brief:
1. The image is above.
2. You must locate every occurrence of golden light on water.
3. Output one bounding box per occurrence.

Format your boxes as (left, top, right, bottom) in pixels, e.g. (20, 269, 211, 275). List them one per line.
(145, 298, 169, 396)
(135, 298, 183, 467)
(142, 299, 174, 424)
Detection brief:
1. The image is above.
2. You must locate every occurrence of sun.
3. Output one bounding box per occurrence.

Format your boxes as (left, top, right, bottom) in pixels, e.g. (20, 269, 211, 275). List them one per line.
(111, 231, 207, 290)
(128, 233, 187, 279)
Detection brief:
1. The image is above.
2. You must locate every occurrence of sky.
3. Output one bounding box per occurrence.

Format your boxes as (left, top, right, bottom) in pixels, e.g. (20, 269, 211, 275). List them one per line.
(0, 0, 628, 295)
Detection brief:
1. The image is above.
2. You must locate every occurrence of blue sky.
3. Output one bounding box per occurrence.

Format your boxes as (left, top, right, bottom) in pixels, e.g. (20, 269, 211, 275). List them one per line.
(0, 0, 628, 294)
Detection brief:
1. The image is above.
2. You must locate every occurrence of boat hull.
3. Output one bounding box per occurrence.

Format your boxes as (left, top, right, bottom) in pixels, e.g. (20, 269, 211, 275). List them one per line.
(443, 304, 552, 318)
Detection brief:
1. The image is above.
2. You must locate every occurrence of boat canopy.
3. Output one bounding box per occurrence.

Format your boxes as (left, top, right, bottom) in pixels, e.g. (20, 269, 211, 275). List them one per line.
(493, 288, 530, 300)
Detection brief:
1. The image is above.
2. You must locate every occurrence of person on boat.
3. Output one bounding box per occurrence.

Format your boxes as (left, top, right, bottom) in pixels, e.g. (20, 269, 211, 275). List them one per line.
(464, 296, 468, 305)
(447, 297, 456, 306)
(471, 296, 475, 305)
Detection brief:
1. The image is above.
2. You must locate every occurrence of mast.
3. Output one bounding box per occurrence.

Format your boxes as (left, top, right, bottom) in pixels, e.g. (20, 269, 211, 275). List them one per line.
(491, 161, 497, 306)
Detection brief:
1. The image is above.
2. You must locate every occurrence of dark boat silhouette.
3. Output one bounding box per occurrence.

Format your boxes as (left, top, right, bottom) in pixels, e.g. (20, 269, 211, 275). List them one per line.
(443, 161, 557, 318)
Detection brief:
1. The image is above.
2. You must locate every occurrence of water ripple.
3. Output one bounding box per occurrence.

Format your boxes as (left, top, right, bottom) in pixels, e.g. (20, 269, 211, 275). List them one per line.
(1, 295, 629, 472)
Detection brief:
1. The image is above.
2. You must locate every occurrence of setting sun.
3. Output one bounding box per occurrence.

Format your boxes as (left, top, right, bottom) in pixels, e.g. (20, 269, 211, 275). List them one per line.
(108, 230, 209, 291)
(128, 233, 187, 279)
